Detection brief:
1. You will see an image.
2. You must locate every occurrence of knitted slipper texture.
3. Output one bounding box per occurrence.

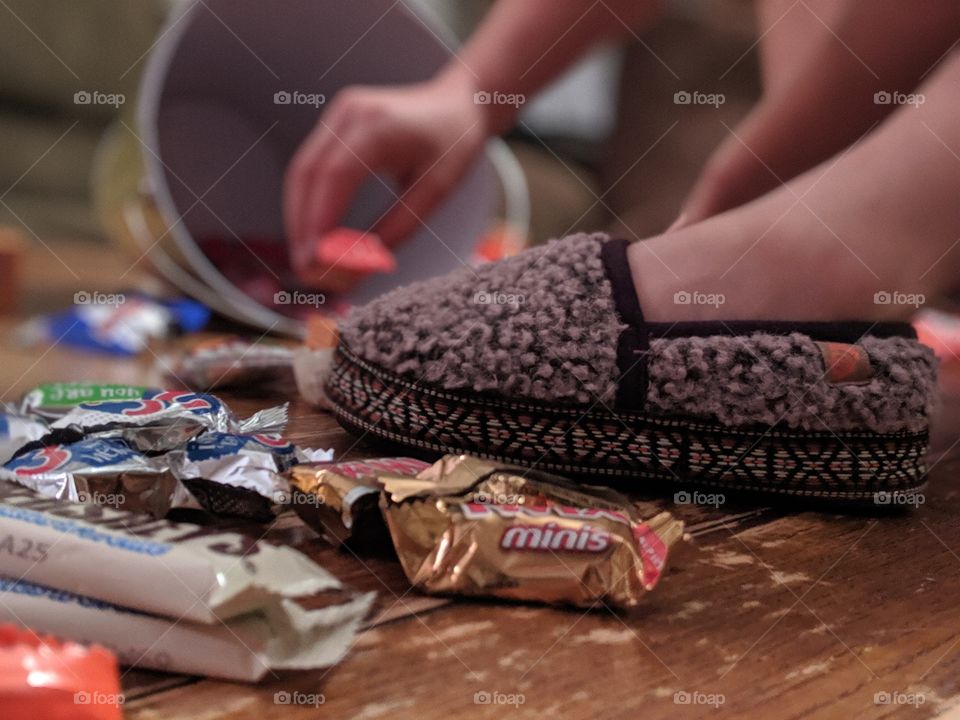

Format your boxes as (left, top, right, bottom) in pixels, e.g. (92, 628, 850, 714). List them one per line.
(341, 232, 624, 404)
(340, 233, 936, 434)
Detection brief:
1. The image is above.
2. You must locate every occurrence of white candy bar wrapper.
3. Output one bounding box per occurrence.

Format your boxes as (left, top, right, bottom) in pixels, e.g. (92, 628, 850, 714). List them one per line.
(0, 479, 355, 623)
(0, 577, 374, 682)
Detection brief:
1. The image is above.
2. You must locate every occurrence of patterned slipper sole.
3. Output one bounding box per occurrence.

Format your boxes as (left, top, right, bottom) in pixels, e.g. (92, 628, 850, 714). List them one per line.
(327, 344, 929, 500)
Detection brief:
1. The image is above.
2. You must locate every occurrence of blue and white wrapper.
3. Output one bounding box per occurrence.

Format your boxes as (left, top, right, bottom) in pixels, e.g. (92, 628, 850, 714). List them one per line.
(49, 390, 288, 453)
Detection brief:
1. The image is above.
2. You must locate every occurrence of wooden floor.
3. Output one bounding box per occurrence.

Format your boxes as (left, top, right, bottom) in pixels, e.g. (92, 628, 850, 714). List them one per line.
(5, 242, 960, 719)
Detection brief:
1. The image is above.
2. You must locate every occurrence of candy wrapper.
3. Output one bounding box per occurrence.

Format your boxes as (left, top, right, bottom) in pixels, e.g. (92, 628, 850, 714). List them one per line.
(290, 455, 686, 609)
(4, 437, 190, 518)
(159, 335, 295, 390)
(20, 382, 157, 420)
(0, 578, 373, 683)
(0, 479, 369, 625)
(289, 457, 430, 547)
(167, 432, 331, 520)
(13, 294, 210, 357)
(0, 413, 48, 464)
(4, 433, 323, 521)
(0, 624, 122, 720)
(49, 390, 287, 452)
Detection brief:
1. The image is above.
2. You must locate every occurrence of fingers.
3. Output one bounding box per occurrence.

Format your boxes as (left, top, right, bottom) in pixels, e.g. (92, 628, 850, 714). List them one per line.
(286, 125, 385, 281)
(373, 162, 462, 247)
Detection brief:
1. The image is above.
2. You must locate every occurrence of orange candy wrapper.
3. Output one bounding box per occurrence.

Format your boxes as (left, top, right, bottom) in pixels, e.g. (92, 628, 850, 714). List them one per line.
(0, 625, 122, 720)
(290, 455, 687, 609)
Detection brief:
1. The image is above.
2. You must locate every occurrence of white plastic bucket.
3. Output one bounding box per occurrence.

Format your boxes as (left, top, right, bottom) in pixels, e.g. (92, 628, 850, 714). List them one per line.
(130, 0, 528, 335)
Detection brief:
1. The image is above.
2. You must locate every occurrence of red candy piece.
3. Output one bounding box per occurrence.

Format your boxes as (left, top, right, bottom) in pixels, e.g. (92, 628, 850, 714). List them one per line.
(314, 229, 396, 275)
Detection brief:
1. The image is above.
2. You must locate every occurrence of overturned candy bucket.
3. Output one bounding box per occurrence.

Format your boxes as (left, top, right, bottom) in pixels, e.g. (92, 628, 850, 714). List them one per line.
(94, 0, 529, 336)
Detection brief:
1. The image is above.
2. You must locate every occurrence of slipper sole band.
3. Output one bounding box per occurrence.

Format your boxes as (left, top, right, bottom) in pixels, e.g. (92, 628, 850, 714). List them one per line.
(328, 346, 929, 500)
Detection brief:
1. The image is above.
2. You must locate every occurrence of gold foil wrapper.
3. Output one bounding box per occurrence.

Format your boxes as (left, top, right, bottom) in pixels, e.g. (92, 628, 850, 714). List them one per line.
(288, 457, 430, 546)
(292, 455, 686, 609)
(383, 458, 685, 609)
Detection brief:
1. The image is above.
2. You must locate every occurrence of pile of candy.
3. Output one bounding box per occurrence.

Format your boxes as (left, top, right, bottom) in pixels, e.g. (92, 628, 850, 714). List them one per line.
(289, 455, 688, 610)
(1, 382, 331, 520)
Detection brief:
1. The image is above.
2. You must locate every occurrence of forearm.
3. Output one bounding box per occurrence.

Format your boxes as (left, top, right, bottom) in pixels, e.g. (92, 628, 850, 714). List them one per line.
(683, 0, 960, 221)
(441, 0, 662, 133)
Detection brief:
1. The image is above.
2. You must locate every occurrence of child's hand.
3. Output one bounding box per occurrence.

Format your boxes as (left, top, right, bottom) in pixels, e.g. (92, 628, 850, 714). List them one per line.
(284, 69, 489, 288)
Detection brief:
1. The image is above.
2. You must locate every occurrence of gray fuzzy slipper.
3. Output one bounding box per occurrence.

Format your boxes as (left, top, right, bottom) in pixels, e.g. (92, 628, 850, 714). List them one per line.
(327, 233, 938, 500)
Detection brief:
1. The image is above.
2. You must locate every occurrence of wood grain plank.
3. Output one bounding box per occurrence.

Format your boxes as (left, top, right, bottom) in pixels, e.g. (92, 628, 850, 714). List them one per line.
(124, 462, 960, 720)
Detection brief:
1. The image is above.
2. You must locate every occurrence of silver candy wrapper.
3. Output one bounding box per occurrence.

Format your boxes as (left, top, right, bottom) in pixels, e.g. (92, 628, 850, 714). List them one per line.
(0, 412, 48, 464)
(165, 433, 333, 519)
(49, 390, 288, 453)
(3, 433, 327, 520)
(4, 437, 197, 518)
(159, 335, 296, 390)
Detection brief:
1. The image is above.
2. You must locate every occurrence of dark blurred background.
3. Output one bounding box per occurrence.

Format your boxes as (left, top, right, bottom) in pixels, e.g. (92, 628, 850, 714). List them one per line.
(0, 0, 758, 247)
